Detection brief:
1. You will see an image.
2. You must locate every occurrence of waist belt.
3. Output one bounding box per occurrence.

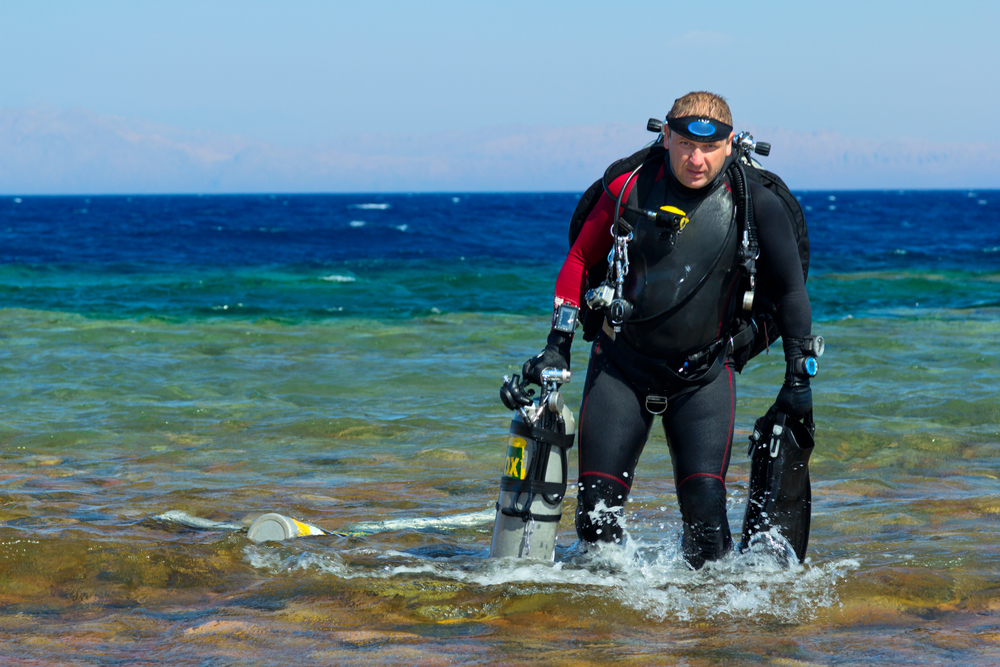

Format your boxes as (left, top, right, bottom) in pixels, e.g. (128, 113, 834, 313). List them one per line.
(600, 322, 755, 394)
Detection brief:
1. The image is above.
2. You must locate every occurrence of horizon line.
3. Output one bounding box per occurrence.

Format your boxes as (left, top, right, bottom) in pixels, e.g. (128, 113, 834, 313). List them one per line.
(4, 187, 999, 198)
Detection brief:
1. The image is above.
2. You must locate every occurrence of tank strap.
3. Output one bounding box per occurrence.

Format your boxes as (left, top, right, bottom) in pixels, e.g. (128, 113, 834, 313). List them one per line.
(527, 426, 575, 450)
(497, 469, 568, 522)
(498, 419, 572, 523)
(499, 478, 567, 497)
(497, 503, 562, 522)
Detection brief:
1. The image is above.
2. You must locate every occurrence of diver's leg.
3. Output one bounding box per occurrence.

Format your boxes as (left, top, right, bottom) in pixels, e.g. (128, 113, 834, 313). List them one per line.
(664, 361, 737, 568)
(575, 339, 653, 545)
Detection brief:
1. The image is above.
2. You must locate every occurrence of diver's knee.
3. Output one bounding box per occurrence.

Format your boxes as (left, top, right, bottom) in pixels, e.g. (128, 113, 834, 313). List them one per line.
(676, 476, 727, 521)
(575, 477, 627, 544)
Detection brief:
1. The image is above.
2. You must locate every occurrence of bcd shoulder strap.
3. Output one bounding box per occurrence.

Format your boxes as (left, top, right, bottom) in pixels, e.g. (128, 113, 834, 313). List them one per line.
(570, 144, 666, 341)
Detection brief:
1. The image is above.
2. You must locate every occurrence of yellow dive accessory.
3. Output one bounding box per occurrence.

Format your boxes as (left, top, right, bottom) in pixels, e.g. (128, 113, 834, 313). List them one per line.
(659, 205, 689, 230)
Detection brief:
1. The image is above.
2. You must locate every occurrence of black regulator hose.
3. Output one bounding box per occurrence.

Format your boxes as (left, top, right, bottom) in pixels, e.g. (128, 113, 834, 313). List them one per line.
(602, 154, 662, 235)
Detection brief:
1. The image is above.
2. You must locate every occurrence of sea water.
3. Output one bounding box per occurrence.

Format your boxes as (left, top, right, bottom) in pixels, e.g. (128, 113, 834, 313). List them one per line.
(0, 191, 998, 665)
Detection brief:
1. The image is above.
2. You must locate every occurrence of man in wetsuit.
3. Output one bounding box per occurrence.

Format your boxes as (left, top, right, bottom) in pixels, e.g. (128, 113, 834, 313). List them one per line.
(522, 91, 813, 568)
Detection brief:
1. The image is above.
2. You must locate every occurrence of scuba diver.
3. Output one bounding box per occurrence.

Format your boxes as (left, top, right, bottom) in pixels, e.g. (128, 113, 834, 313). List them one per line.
(521, 91, 815, 569)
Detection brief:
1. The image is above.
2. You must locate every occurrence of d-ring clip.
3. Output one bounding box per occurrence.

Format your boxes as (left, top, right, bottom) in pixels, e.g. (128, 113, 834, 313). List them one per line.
(645, 395, 668, 415)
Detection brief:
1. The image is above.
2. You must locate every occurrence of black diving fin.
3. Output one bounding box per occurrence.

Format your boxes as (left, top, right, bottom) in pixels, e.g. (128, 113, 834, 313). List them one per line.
(740, 406, 814, 563)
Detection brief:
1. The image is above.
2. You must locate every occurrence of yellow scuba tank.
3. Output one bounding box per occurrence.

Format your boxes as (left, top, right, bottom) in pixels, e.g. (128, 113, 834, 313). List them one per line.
(490, 369, 576, 560)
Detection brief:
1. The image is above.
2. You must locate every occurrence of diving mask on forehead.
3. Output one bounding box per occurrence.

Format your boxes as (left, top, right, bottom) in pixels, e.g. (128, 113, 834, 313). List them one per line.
(666, 115, 733, 143)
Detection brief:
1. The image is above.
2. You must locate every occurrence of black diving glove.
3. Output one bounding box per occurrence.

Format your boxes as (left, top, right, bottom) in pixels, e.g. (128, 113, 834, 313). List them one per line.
(522, 330, 572, 386)
(774, 337, 815, 420)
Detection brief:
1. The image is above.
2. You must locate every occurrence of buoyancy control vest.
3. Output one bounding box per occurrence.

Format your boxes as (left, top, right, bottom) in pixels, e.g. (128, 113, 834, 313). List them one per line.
(618, 166, 742, 359)
(567, 137, 809, 370)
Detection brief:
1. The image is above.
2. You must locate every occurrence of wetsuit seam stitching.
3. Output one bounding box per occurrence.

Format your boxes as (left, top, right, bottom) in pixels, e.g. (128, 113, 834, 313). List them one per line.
(677, 472, 724, 489)
(579, 471, 632, 490)
(722, 364, 734, 479)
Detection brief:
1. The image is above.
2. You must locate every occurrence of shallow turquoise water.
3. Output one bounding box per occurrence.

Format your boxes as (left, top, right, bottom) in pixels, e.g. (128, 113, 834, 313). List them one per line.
(1, 299, 998, 664)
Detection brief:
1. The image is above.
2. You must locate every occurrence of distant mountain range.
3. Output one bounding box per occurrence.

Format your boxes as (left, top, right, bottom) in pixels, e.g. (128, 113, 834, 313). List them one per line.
(1, 107, 997, 194)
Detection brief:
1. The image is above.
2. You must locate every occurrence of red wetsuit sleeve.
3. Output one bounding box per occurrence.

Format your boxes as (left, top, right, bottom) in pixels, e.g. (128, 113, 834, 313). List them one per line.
(554, 172, 638, 306)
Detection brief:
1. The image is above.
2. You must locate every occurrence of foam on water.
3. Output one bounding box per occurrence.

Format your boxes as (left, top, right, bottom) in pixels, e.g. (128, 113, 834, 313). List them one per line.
(349, 203, 391, 210)
(243, 528, 860, 623)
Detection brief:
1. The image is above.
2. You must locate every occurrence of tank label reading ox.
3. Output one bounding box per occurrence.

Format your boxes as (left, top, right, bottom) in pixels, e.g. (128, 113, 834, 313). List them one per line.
(504, 436, 527, 479)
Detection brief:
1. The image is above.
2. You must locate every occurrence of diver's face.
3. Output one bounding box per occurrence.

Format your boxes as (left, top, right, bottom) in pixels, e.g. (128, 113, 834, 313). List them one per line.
(664, 129, 734, 189)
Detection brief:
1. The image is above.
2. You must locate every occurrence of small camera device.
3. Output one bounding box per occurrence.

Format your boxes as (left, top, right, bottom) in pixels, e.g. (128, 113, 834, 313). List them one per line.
(585, 284, 614, 310)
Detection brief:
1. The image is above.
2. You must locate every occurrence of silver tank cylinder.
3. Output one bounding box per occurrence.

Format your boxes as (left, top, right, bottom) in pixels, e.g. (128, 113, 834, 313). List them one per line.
(488, 403, 576, 561)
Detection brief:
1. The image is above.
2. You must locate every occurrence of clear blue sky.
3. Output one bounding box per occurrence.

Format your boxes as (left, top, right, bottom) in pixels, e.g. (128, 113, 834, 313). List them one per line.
(2, 1, 998, 192)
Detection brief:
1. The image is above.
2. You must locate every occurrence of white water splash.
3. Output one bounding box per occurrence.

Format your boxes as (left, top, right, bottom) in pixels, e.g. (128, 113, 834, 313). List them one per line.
(245, 520, 860, 624)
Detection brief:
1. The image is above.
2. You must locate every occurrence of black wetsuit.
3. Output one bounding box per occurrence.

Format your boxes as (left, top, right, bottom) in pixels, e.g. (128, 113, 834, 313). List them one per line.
(570, 160, 811, 568)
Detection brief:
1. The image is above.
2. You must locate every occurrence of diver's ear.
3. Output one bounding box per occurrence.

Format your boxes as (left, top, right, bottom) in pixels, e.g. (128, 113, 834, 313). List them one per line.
(662, 128, 671, 149)
(726, 131, 735, 156)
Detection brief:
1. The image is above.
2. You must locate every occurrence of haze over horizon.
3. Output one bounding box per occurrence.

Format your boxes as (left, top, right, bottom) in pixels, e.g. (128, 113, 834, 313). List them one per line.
(2, 1, 998, 194)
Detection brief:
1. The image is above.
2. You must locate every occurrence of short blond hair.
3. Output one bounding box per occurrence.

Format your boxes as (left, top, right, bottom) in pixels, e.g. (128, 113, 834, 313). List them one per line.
(667, 91, 732, 126)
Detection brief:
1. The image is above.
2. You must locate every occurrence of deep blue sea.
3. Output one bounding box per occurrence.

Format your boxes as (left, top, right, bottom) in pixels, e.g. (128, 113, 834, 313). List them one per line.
(1, 190, 997, 320)
(1, 190, 999, 665)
